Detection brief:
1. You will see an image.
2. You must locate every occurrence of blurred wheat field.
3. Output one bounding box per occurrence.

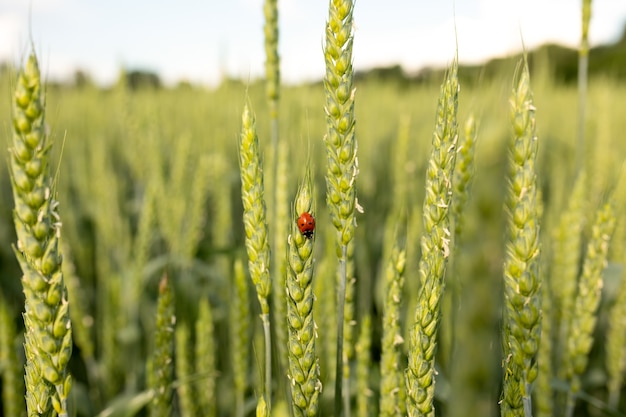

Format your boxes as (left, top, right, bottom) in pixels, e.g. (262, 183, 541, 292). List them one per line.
(2, 20, 626, 417)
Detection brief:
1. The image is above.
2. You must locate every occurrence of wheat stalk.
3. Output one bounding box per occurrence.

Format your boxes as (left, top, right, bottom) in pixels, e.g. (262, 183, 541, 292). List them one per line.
(576, 0, 592, 170)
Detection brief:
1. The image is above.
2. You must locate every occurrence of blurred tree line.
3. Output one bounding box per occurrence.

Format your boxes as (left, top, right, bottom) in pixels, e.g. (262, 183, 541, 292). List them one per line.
(1, 24, 625, 90)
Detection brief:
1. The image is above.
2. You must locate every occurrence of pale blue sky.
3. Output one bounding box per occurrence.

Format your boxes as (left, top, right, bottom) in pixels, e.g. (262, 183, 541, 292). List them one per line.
(2, 0, 626, 86)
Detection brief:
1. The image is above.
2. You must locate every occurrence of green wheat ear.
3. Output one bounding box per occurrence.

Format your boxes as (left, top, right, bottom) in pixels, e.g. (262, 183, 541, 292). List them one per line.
(452, 113, 478, 239)
(323, 0, 359, 413)
(563, 202, 616, 416)
(263, 0, 280, 124)
(607, 224, 626, 408)
(356, 315, 373, 416)
(286, 169, 321, 417)
(405, 55, 459, 417)
(194, 296, 217, 417)
(238, 103, 272, 408)
(231, 258, 251, 417)
(147, 275, 175, 417)
(10, 52, 73, 417)
(501, 57, 542, 417)
(323, 0, 358, 245)
(239, 103, 271, 313)
(606, 170, 626, 409)
(175, 322, 195, 417)
(380, 221, 407, 417)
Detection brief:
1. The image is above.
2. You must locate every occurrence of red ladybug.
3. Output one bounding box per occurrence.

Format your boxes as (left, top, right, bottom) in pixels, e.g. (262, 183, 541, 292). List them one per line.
(297, 212, 315, 239)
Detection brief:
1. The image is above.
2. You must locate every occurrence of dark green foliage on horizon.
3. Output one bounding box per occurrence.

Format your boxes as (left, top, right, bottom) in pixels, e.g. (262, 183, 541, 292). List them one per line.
(3, 25, 626, 92)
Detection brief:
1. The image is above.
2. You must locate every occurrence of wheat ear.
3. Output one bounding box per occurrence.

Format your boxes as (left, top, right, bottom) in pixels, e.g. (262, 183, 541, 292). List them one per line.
(500, 57, 542, 417)
(356, 315, 373, 416)
(195, 296, 217, 417)
(380, 222, 407, 417)
(323, 0, 359, 414)
(452, 113, 478, 239)
(264, 0, 280, 143)
(231, 258, 251, 417)
(286, 171, 321, 417)
(564, 202, 616, 417)
(175, 322, 195, 417)
(147, 275, 175, 417)
(534, 258, 553, 417)
(238, 103, 273, 408)
(607, 241, 626, 409)
(553, 172, 586, 374)
(405, 56, 459, 417)
(10, 52, 73, 417)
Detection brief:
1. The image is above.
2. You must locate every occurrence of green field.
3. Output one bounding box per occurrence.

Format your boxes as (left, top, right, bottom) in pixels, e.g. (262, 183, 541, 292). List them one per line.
(2, 2, 626, 417)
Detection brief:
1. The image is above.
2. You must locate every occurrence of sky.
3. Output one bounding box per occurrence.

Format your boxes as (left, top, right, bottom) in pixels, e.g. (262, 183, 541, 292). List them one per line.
(1, 0, 626, 87)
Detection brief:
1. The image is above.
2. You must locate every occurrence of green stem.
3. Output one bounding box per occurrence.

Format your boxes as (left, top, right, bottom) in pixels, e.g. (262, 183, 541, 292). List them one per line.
(335, 245, 348, 416)
(261, 313, 272, 411)
(577, 0, 591, 172)
(577, 42, 588, 172)
(270, 101, 279, 150)
(565, 395, 575, 417)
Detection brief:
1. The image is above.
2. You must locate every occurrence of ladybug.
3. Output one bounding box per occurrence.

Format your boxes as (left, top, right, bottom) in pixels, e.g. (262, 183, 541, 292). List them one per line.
(297, 212, 315, 239)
